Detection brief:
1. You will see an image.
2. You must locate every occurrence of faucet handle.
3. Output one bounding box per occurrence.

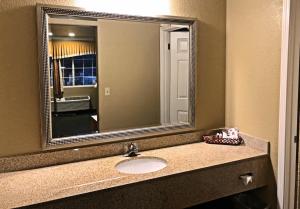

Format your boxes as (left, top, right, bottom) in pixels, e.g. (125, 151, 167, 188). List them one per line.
(124, 142, 139, 157)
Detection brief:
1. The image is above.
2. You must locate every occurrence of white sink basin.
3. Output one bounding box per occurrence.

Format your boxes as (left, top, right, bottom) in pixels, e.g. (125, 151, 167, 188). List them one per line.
(116, 157, 167, 174)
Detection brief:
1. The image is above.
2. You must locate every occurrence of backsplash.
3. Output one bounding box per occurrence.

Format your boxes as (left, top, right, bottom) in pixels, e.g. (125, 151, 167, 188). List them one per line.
(0, 129, 269, 173)
(0, 130, 202, 172)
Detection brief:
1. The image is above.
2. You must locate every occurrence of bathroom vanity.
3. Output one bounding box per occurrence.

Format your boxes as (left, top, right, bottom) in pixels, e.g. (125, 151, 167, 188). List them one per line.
(0, 134, 272, 209)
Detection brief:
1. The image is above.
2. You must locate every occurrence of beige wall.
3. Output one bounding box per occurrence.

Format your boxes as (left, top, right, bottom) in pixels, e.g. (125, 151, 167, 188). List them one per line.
(98, 20, 160, 132)
(0, 0, 226, 157)
(226, 0, 282, 175)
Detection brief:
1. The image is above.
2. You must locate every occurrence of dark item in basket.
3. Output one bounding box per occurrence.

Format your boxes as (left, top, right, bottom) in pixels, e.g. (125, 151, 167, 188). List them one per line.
(203, 135, 244, 145)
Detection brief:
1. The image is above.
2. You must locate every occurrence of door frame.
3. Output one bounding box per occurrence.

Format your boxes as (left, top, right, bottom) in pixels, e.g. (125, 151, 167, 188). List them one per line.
(278, 0, 300, 208)
(160, 24, 191, 125)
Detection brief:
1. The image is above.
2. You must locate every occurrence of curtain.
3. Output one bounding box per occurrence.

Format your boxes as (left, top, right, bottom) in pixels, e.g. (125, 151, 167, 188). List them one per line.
(52, 59, 64, 99)
(49, 40, 96, 59)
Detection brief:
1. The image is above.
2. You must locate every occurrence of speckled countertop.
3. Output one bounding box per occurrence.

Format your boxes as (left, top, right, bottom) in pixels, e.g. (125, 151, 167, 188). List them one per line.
(0, 142, 267, 209)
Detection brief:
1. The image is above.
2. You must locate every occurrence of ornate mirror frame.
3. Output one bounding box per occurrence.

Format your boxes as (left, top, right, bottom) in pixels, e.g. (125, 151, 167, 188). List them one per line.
(36, 4, 197, 148)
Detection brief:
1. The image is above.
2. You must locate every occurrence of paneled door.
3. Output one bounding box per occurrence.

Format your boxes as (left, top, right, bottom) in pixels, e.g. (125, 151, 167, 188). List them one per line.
(170, 32, 189, 124)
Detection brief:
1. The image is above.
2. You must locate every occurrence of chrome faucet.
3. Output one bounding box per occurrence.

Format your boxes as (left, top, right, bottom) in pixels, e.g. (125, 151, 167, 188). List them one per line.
(124, 142, 139, 157)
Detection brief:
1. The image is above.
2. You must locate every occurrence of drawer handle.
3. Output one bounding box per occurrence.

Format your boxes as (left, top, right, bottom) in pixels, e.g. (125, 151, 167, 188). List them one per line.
(239, 173, 253, 186)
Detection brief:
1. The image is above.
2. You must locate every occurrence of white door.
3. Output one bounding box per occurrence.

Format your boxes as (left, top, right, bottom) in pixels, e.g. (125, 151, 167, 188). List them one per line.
(170, 32, 189, 124)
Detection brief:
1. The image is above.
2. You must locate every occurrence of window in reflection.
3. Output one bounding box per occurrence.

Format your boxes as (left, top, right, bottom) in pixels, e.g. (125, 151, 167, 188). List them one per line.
(50, 55, 97, 87)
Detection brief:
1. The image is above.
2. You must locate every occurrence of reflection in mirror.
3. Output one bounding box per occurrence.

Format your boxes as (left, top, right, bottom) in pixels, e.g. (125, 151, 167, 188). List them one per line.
(48, 22, 98, 138)
(47, 16, 191, 139)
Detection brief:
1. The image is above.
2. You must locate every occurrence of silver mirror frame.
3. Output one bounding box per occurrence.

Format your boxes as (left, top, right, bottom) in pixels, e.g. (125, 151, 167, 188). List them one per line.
(37, 4, 197, 148)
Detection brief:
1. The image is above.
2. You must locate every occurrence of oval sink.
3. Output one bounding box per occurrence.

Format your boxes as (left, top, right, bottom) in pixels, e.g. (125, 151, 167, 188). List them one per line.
(116, 157, 167, 174)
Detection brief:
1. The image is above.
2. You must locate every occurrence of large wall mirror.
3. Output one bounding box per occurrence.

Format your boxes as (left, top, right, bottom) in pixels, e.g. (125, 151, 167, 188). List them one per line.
(37, 5, 196, 147)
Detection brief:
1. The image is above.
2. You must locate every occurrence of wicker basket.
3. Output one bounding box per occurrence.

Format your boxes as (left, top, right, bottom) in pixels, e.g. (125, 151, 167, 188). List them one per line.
(203, 135, 244, 145)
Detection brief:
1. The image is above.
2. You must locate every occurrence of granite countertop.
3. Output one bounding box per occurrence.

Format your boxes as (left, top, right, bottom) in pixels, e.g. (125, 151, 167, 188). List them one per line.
(0, 142, 267, 209)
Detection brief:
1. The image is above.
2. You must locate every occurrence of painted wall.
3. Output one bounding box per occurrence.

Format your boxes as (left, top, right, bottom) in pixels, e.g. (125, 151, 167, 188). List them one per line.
(98, 20, 160, 132)
(0, 0, 226, 156)
(226, 0, 282, 175)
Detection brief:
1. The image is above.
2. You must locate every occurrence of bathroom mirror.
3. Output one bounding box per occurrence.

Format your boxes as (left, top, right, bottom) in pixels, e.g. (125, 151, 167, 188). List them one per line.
(37, 5, 196, 147)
